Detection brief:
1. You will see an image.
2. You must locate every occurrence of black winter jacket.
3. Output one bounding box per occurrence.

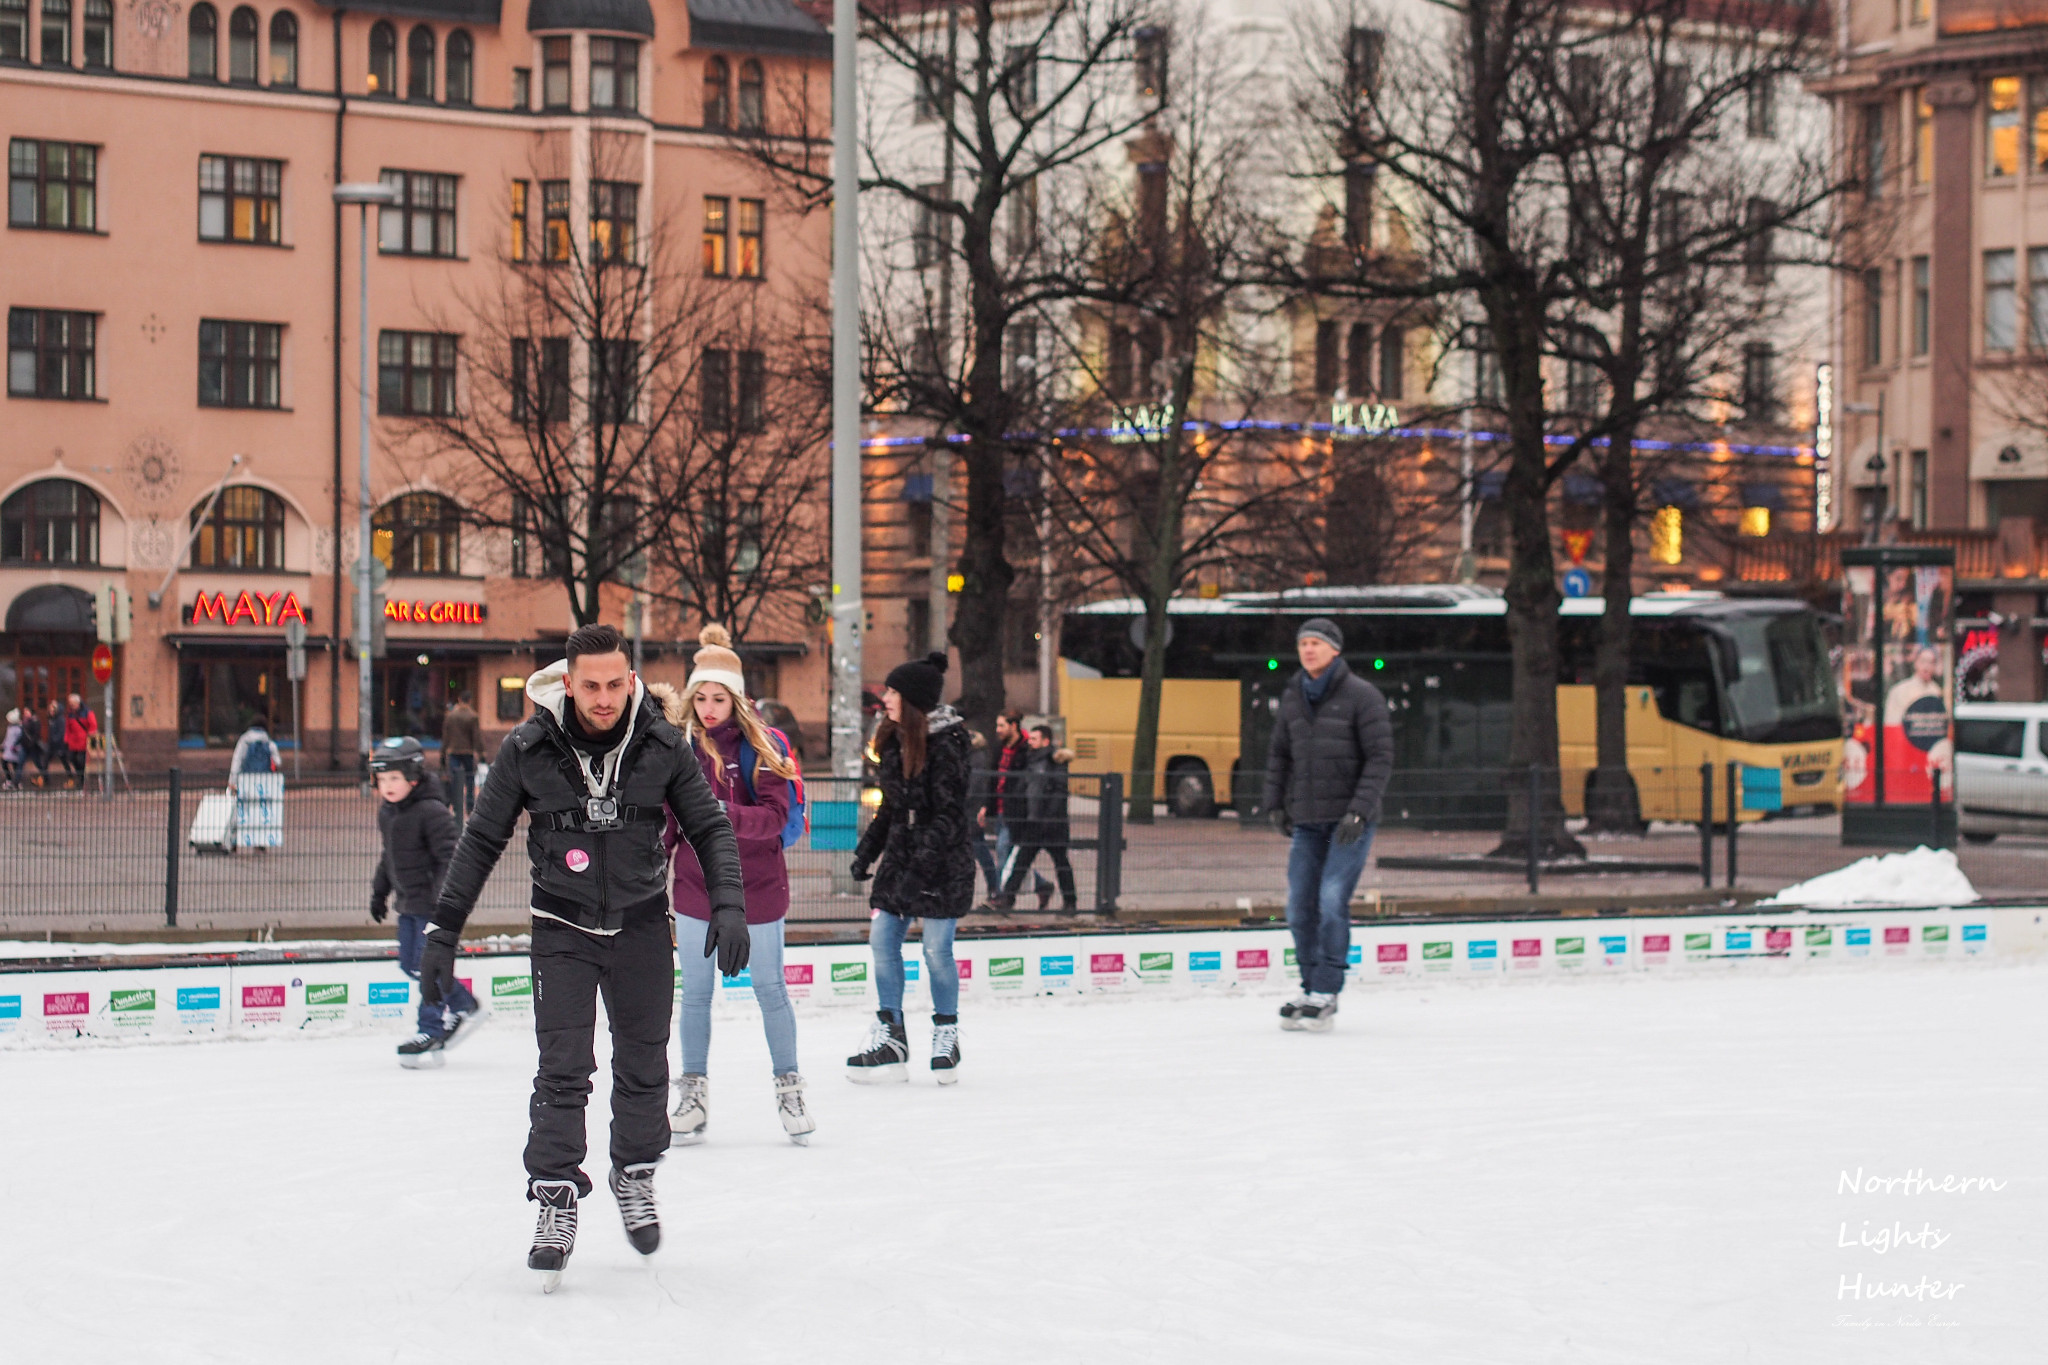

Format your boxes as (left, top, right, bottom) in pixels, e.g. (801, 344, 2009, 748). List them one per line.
(374, 774, 459, 919)
(1010, 745, 1073, 840)
(1261, 658, 1395, 826)
(434, 672, 743, 934)
(853, 710, 977, 919)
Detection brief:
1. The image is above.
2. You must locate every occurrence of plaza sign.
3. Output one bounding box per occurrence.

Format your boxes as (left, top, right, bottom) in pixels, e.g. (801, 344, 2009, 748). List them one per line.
(1330, 400, 1400, 435)
(185, 590, 312, 628)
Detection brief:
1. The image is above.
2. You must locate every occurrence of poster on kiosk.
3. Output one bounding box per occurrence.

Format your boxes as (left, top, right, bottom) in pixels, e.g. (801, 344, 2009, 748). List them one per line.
(1839, 546, 1957, 846)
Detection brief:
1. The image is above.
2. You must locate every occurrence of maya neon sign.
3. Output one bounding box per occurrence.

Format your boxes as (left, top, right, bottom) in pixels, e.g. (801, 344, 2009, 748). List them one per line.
(384, 599, 486, 626)
(186, 590, 311, 628)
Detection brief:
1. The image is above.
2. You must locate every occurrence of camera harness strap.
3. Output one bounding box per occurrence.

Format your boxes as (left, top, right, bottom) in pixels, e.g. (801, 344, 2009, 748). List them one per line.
(542, 696, 642, 831)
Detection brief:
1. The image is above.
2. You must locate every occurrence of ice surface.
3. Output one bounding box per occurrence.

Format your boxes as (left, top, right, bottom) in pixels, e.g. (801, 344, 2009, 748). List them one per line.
(1762, 846, 1982, 908)
(4, 967, 2040, 1364)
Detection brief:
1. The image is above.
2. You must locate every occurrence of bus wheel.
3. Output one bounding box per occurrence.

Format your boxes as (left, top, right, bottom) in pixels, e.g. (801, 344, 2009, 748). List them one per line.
(1168, 761, 1216, 819)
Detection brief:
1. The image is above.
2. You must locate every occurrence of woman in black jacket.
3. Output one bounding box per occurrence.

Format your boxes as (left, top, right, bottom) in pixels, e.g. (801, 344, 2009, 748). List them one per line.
(846, 652, 975, 1084)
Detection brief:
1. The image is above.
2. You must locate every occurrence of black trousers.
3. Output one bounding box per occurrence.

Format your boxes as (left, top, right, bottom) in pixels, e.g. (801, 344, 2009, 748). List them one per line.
(525, 911, 674, 1195)
(1000, 836, 1077, 905)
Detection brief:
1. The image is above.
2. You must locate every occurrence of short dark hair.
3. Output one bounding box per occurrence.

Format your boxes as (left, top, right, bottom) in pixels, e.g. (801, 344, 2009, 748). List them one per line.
(564, 623, 628, 665)
(458, 690, 473, 705)
(1031, 723, 1053, 741)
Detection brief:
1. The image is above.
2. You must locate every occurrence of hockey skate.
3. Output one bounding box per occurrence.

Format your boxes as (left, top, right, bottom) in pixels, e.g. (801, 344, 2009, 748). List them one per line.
(396, 1032, 446, 1068)
(669, 1074, 708, 1147)
(930, 1015, 961, 1084)
(1295, 992, 1339, 1033)
(608, 1162, 661, 1255)
(528, 1180, 579, 1293)
(439, 1004, 490, 1051)
(775, 1072, 816, 1144)
(1278, 994, 1313, 1031)
(845, 1010, 909, 1084)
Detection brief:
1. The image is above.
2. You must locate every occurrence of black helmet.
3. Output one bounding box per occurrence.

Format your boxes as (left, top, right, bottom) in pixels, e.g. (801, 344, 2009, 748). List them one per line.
(370, 735, 426, 783)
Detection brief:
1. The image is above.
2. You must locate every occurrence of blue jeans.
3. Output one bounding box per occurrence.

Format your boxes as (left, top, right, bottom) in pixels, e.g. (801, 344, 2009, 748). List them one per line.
(397, 912, 477, 1036)
(1286, 821, 1376, 995)
(676, 917, 799, 1076)
(986, 819, 1046, 896)
(870, 911, 959, 1019)
(445, 754, 477, 823)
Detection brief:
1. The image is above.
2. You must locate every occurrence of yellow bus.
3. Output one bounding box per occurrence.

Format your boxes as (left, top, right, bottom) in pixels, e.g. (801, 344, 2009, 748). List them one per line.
(1058, 586, 1842, 823)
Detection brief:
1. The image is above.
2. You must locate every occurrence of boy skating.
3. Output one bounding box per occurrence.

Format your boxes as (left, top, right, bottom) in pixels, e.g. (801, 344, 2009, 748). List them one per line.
(370, 736, 484, 1067)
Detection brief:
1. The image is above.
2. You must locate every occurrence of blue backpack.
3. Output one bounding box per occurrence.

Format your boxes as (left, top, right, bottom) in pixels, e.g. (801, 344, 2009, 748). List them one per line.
(736, 727, 807, 850)
(238, 733, 277, 775)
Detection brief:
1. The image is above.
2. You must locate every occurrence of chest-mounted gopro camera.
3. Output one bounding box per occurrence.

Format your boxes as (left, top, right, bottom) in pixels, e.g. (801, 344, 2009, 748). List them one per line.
(583, 795, 622, 830)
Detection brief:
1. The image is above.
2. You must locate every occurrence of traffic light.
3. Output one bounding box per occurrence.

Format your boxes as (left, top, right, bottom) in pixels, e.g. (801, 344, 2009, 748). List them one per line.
(94, 582, 130, 642)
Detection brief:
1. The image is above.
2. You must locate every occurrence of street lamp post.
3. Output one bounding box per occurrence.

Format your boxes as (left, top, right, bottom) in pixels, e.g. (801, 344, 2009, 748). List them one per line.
(333, 182, 402, 771)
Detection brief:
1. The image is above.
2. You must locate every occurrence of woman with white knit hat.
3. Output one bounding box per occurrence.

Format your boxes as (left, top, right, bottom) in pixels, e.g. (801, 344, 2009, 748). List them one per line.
(657, 624, 814, 1145)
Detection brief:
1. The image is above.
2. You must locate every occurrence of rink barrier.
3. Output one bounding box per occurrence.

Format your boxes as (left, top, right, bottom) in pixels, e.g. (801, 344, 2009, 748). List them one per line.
(3, 904, 2041, 1044)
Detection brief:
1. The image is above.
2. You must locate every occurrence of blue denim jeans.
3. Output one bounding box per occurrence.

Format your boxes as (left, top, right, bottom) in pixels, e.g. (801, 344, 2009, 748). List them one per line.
(445, 754, 477, 823)
(1285, 821, 1377, 995)
(397, 912, 477, 1036)
(676, 917, 799, 1076)
(870, 911, 959, 1019)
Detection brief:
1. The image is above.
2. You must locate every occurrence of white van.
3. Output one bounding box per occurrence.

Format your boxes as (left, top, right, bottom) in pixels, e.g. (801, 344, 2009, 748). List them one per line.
(1953, 702, 2048, 842)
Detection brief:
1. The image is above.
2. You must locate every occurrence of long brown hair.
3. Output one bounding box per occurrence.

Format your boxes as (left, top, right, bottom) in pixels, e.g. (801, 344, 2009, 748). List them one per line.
(683, 682, 797, 783)
(873, 701, 929, 779)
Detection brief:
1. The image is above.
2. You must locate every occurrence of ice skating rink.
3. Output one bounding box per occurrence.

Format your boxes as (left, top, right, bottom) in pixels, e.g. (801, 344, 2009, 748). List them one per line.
(5, 963, 2041, 1365)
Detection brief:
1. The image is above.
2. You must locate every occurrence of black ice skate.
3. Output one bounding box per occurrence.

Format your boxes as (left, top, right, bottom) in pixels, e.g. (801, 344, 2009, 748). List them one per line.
(396, 1032, 446, 1068)
(1295, 992, 1339, 1033)
(845, 1010, 909, 1084)
(775, 1072, 815, 1145)
(1278, 994, 1313, 1031)
(440, 1005, 489, 1051)
(608, 1162, 661, 1255)
(528, 1180, 579, 1292)
(930, 1014, 961, 1084)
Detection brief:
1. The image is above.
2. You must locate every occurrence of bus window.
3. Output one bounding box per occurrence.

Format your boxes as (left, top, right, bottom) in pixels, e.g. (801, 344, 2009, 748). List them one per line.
(1707, 610, 1842, 744)
(1633, 623, 1723, 735)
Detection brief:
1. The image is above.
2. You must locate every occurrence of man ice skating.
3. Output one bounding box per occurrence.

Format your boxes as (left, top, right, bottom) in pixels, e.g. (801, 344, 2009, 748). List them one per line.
(1262, 618, 1393, 1033)
(423, 624, 748, 1291)
(369, 736, 482, 1069)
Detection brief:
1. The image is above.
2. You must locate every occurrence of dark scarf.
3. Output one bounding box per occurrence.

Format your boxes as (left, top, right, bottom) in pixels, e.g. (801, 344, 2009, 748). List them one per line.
(1302, 659, 1345, 708)
(562, 699, 630, 758)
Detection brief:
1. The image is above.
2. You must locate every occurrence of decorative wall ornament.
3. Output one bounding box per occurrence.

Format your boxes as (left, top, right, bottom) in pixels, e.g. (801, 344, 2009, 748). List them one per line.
(123, 433, 182, 505)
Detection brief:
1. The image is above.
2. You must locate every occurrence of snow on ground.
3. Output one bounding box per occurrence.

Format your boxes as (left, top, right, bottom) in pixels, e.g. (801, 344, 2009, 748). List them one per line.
(1762, 846, 1982, 907)
(5, 966, 2040, 1365)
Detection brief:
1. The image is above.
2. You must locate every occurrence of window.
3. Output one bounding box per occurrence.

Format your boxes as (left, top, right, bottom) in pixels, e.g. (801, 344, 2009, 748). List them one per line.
(1134, 24, 1167, 101)
(1345, 321, 1370, 397)
(511, 496, 566, 578)
(1985, 248, 2017, 351)
(1649, 505, 1683, 564)
(1743, 197, 1775, 285)
(1344, 162, 1373, 253)
(1346, 25, 1382, 103)
(736, 348, 765, 431)
(510, 336, 568, 422)
(82, 0, 109, 67)
(0, 0, 24, 60)
(1653, 62, 1689, 126)
(541, 36, 569, 109)
(1955, 717, 2025, 757)
(1005, 318, 1038, 394)
(509, 179, 527, 261)
(441, 31, 472, 102)
(7, 309, 95, 399)
(590, 37, 637, 111)
(1988, 76, 2021, 178)
(1861, 103, 1886, 197)
(190, 485, 285, 569)
(374, 492, 460, 575)
(1741, 343, 1776, 422)
(1914, 89, 1932, 183)
(1379, 324, 1404, 399)
(1136, 160, 1167, 258)
(1911, 255, 1930, 356)
(2033, 76, 2048, 171)
(701, 346, 730, 429)
(541, 179, 568, 260)
(1106, 325, 1132, 397)
(9, 139, 96, 231)
(913, 184, 943, 268)
(1004, 43, 1038, 110)
(1007, 175, 1037, 256)
(378, 169, 457, 257)
(197, 320, 281, 408)
(1863, 268, 1884, 367)
(512, 66, 530, 110)
(737, 58, 764, 131)
(268, 10, 295, 85)
(377, 330, 456, 416)
(703, 55, 729, 128)
(1909, 450, 1929, 529)
(1473, 343, 1502, 405)
(41, 0, 68, 65)
(198, 155, 281, 243)
(590, 180, 636, 262)
(736, 197, 762, 277)
(227, 5, 256, 81)
(2031, 248, 2048, 350)
(912, 63, 939, 122)
(1747, 77, 1776, 139)
(187, 2, 215, 78)
(405, 24, 433, 100)
(1565, 355, 1601, 415)
(1912, 0, 1929, 20)
(368, 20, 395, 95)
(592, 339, 638, 424)
(1314, 320, 1339, 394)
(702, 194, 727, 275)
(1, 479, 99, 565)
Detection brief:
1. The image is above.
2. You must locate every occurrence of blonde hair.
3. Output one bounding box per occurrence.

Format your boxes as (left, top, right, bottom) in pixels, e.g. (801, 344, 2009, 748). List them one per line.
(683, 675, 797, 783)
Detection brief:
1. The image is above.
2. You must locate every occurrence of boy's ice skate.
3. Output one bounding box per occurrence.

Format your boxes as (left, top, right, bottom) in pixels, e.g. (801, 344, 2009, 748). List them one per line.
(1295, 992, 1339, 1033)
(396, 1032, 446, 1068)
(845, 1010, 909, 1083)
(528, 1180, 579, 1292)
(1278, 993, 1313, 1031)
(608, 1162, 661, 1255)
(439, 1004, 489, 1050)
(775, 1072, 815, 1144)
(930, 1015, 961, 1084)
(669, 1074, 708, 1146)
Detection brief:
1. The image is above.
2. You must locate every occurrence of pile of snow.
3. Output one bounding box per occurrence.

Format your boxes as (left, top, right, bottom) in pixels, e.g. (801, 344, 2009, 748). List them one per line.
(1761, 845, 1981, 907)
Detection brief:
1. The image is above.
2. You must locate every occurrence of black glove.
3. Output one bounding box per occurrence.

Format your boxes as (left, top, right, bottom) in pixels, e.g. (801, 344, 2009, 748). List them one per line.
(1335, 812, 1367, 846)
(848, 857, 873, 882)
(1268, 806, 1292, 838)
(419, 926, 460, 1005)
(370, 898, 388, 924)
(705, 906, 750, 978)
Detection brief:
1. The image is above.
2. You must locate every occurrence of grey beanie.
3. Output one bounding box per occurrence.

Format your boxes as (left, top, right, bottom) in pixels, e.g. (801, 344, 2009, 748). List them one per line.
(1297, 617, 1344, 651)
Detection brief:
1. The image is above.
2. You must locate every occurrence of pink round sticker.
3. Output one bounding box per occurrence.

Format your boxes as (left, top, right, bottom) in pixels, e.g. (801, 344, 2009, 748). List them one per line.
(564, 848, 591, 873)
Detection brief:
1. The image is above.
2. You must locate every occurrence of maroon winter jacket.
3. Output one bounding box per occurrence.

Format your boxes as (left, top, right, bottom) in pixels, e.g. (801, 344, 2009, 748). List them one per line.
(665, 715, 790, 924)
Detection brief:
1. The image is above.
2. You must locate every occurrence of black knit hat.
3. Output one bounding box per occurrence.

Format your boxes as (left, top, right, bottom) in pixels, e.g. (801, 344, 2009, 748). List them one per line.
(1297, 617, 1344, 651)
(884, 651, 948, 713)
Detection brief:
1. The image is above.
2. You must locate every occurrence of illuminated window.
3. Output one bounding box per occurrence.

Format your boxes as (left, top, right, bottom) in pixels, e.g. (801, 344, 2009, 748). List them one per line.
(368, 20, 395, 96)
(702, 195, 728, 275)
(374, 492, 461, 576)
(269, 11, 296, 86)
(198, 154, 281, 244)
(1988, 76, 2021, 178)
(509, 179, 527, 261)
(1650, 505, 1683, 564)
(1739, 506, 1770, 537)
(736, 197, 763, 277)
(190, 486, 285, 569)
(541, 179, 569, 261)
(1915, 90, 1932, 184)
(589, 180, 637, 262)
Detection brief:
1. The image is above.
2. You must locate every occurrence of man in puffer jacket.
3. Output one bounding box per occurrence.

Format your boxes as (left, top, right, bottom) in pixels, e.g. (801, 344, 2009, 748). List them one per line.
(1261, 617, 1393, 1033)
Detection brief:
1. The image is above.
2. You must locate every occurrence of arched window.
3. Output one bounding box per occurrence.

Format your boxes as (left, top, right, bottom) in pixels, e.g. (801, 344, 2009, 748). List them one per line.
(444, 29, 472, 105)
(227, 5, 258, 82)
(702, 55, 729, 129)
(187, 2, 217, 80)
(1, 479, 100, 566)
(189, 486, 286, 570)
(406, 24, 433, 100)
(374, 492, 461, 576)
(40, 0, 68, 65)
(82, 0, 111, 68)
(268, 10, 297, 86)
(367, 20, 395, 96)
(737, 58, 764, 132)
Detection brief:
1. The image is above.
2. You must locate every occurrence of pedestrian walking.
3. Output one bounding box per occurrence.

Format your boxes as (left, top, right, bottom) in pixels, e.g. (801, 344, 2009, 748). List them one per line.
(228, 711, 283, 849)
(658, 624, 815, 1148)
(368, 736, 484, 1068)
(63, 692, 96, 788)
(2, 708, 23, 788)
(845, 652, 975, 1085)
(440, 690, 482, 823)
(424, 623, 746, 1291)
(994, 724, 1078, 911)
(1261, 618, 1393, 1034)
(978, 710, 1049, 908)
(38, 699, 62, 788)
